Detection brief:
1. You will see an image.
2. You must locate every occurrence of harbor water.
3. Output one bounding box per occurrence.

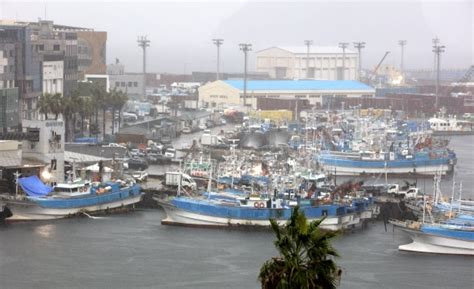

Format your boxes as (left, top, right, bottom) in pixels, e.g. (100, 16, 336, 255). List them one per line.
(1, 136, 473, 289)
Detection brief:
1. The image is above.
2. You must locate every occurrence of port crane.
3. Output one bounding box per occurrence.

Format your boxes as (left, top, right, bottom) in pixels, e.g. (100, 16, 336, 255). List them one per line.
(365, 51, 390, 85)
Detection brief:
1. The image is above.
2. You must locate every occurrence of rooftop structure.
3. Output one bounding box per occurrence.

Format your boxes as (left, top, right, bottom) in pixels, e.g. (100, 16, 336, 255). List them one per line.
(256, 46, 359, 80)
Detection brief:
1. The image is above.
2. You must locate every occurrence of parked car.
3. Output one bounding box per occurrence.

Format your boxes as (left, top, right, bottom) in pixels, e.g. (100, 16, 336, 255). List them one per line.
(182, 127, 192, 134)
(132, 170, 148, 182)
(198, 123, 207, 130)
(164, 148, 176, 158)
(128, 157, 148, 170)
(102, 143, 127, 149)
(161, 136, 172, 144)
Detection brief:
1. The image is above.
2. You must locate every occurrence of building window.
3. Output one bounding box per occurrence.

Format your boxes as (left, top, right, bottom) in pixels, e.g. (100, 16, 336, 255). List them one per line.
(121, 82, 126, 87)
(9, 50, 13, 57)
(53, 44, 60, 51)
(128, 81, 132, 87)
(37, 44, 44, 51)
(295, 95, 306, 98)
(133, 82, 138, 87)
(115, 82, 120, 87)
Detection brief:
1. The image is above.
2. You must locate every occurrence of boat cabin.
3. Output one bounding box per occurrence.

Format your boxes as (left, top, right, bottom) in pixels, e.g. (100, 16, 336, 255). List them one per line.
(54, 181, 91, 197)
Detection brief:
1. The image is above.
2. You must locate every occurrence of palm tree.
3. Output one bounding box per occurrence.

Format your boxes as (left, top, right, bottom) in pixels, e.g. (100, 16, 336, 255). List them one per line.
(107, 89, 128, 134)
(91, 84, 107, 138)
(49, 93, 62, 120)
(259, 207, 340, 289)
(38, 93, 52, 120)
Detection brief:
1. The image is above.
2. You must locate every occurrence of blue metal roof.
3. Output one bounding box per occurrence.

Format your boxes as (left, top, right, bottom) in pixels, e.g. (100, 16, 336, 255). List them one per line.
(223, 80, 373, 91)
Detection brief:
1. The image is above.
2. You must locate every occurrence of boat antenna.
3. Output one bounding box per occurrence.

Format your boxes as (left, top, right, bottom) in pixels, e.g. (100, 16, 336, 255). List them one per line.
(207, 158, 212, 194)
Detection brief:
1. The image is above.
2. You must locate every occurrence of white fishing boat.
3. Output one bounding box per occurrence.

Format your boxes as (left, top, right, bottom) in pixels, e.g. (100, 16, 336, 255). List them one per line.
(390, 218, 474, 255)
(0, 176, 143, 221)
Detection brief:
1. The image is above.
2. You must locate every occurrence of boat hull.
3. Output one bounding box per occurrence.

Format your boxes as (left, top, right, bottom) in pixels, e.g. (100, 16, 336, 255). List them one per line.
(319, 163, 452, 176)
(156, 199, 368, 231)
(397, 227, 474, 255)
(2, 194, 143, 221)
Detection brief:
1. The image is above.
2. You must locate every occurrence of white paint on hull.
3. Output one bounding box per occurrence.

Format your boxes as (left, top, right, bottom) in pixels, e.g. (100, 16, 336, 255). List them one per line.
(5, 195, 143, 221)
(398, 228, 474, 255)
(321, 164, 451, 176)
(159, 202, 365, 231)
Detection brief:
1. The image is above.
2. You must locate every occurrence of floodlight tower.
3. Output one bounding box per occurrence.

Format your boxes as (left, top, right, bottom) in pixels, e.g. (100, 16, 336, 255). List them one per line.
(398, 40, 407, 75)
(212, 38, 223, 81)
(137, 36, 150, 99)
(239, 43, 252, 107)
(353, 42, 366, 80)
(338, 42, 349, 80)
(304, 40, 313, 78)
(433, 44, 445, 109)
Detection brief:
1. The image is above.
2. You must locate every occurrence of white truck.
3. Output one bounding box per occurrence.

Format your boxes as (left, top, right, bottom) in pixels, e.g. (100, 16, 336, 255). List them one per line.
(387, 184, 419, 199)
(200, 132, 226, 147)
(165, 172, 197, 190)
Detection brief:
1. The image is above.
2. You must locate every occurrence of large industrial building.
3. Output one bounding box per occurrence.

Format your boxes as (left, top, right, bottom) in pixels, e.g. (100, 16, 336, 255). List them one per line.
(256, 46, 359, 81)
(198, 79, 375, 110)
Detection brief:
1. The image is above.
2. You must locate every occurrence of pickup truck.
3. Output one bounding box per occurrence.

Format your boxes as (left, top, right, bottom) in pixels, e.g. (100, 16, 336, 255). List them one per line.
(387, 184, 419, 199)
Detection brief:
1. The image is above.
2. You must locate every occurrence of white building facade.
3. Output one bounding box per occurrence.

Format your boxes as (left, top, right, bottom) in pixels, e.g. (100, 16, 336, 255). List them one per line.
(42, 60, 64, 95)
(256, 46, 359, 81)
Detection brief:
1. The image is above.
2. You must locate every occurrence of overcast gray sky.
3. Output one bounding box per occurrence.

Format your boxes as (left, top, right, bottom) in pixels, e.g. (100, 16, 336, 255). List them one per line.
(2, 0, 472, 74)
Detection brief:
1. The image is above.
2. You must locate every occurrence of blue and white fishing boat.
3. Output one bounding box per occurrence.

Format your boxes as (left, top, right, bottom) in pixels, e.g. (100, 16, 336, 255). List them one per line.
(0, 175, 143, 221)
(155, 192, 376, 231)
(390, 216, 474, 255)
(317, 149, 456, 176)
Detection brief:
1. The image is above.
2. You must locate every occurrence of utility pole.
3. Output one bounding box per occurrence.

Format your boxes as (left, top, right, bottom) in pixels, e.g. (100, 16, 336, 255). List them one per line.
(239, 43, 252, 107)
(433, 44, 445, 109)
(398, 40, 407, 75)
(137, 36, 150, 100)
(338, 42, 349, 80)
(304, 40, 313, 78)
(353, 42, 365, 81)
(212, 38, 223, 81)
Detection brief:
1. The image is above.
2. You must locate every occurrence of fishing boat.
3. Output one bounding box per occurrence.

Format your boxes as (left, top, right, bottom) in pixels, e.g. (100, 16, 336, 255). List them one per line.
(317, 149, 456, 176)
(390, 217, 474, 255)
(0, 175, 143, 221)
(155, 192, 376, 231)
(428, 108, 474, 136)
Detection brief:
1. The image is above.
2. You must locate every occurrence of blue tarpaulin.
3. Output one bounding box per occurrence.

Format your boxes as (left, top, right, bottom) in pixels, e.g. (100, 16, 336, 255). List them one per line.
(18, 176, 53, 197)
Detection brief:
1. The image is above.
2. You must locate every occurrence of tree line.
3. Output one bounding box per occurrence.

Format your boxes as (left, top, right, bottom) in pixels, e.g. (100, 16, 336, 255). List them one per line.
(37, 84, 128, 141)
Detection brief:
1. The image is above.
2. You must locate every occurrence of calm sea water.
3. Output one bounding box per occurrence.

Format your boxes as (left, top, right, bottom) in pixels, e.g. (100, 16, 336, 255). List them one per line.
(0, 136, 473, 289)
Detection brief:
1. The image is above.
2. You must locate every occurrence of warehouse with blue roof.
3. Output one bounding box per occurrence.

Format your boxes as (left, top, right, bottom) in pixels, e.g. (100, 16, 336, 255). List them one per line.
(198, 79, 375, 110)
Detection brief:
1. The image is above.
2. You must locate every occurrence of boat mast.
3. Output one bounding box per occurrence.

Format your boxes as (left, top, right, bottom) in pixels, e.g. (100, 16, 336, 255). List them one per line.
(449, 174, 455, 217)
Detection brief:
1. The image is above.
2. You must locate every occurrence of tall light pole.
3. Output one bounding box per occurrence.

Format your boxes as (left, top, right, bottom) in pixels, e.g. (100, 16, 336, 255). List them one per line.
(304, 40, 313, 78)
(338, 42, 349, 80)
(137, 36, 150, 99)
(432, 37, 440, 80)
(239, 43, 252, 107)
(433, 44, 445, 109)
(212, 38, 223, 81)
(353, 42, 365, 81)
(398, 40, 407, 75)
